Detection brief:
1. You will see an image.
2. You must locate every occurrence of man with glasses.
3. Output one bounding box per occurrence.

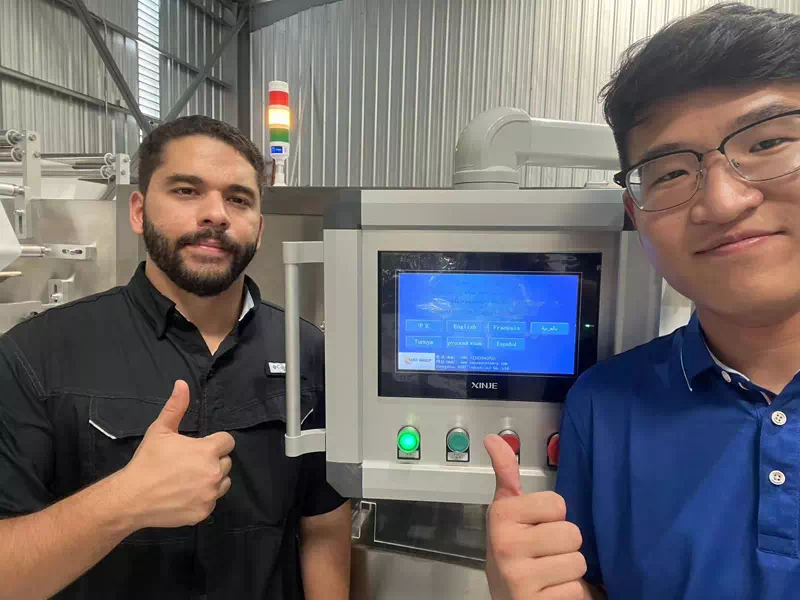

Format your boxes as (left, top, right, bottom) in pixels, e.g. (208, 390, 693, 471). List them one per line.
(484, 4, 800, 599)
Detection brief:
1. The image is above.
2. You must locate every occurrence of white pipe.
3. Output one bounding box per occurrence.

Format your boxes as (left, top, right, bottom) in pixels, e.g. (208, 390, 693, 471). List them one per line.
(0, 183, 23, 197)
(452, 107, 621, 189)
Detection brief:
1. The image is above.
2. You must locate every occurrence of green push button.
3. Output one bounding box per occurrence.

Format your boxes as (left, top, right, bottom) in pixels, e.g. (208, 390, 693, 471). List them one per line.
(447, 428, 470, 453)
(397, 426, 420, 453)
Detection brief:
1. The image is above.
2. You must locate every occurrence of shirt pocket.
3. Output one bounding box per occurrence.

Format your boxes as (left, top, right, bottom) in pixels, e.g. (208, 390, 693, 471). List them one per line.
(87, 394, 200, 544)
(209, 386, 319, 531)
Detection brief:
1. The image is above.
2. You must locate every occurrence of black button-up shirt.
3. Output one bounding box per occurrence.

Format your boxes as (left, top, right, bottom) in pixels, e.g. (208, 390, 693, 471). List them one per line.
(0, 263, 344, 599)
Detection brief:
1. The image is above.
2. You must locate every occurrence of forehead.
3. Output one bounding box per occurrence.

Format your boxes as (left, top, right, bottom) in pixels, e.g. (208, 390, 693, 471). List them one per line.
(154, 134, 258, 188)
(626, 82, 800, 165)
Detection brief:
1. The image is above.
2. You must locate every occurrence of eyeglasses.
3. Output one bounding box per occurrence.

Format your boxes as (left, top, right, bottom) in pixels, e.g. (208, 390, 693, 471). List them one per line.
(614, 109, 800, 212)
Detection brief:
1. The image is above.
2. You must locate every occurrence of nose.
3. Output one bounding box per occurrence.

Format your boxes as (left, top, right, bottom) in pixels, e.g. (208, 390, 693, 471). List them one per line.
(689, 153, 764, 224)
(197, 191, 230, 229)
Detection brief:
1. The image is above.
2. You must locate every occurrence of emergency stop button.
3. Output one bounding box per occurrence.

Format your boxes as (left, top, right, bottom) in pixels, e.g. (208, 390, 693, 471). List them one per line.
(499, 429, 520, 463)
(547, 433, 560, 469)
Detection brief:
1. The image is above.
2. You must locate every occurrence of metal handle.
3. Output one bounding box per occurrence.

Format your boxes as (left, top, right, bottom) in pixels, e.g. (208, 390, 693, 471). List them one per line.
(283, 240, 326, 457)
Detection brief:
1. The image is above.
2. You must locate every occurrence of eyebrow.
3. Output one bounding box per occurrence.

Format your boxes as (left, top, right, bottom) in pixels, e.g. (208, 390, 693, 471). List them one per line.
(631, 102, 800, 166)
(731, 102, 798, 129)
(165, 173, 204, 186)
(636, 143, 686, 165)
(165, 174, 257, 200)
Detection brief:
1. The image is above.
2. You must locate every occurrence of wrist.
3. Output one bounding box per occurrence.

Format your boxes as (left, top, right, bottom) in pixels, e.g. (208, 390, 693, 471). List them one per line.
(100, 468, 146, 535)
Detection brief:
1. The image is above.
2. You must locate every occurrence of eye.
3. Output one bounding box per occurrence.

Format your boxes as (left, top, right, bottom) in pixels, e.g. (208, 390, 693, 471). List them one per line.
(651, 170, 689, 186)
(173, 187, 197, 197)
(750, 138, 788, 152)
(228, 196, 250, 206)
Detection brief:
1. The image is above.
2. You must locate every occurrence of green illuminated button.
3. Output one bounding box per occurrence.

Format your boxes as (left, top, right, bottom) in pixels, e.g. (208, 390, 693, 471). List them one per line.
(447, 428, 470, 453)
(397, 426, 420, 453)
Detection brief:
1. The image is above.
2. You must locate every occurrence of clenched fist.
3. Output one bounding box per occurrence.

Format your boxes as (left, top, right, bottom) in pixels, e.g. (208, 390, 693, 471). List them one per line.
(118, 380, 235, 529)
(484, 434, 593, 600)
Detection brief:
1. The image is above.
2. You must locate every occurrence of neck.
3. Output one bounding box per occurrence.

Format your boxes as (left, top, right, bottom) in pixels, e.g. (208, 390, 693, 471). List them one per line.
(696, 306, 800, 394)
(144, 259, 244, 341)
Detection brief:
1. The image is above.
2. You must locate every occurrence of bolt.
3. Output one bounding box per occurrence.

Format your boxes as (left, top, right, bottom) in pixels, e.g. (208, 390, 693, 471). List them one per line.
(28, 134, 36, 141)
(33, 151, 40, 159)
(122, 157, 129, 163)
(121, 170, 127, 176)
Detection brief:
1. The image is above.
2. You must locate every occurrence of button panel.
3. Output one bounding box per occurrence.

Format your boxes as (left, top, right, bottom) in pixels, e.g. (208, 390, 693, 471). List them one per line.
(446, 427, 470, 462)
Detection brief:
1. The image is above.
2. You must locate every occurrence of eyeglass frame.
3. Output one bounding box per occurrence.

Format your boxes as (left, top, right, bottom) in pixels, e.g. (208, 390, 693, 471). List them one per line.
(613, 108, 800, 212)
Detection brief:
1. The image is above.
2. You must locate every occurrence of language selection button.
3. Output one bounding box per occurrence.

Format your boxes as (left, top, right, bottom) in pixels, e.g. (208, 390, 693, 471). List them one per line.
(488, 321, 526, 336)
(405, 319, 443, 333)
(488, 338, 526, 351)
(530, 322, 570, 336)
(447, 321, 482, 334)
(446, 337, 485, 348)
(405, 336, 443, 350)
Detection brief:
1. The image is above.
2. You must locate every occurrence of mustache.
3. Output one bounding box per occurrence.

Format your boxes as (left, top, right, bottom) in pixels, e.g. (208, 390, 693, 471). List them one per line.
(176, 229, 238, 253)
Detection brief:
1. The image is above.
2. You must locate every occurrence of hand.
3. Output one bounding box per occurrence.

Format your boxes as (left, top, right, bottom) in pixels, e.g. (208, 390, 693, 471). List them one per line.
(118, 380, 235, 529)
(484, 435, 588, 600)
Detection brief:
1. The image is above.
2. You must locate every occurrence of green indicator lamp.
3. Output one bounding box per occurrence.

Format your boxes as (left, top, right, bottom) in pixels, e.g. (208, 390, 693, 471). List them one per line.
(397, 426, 420, 453)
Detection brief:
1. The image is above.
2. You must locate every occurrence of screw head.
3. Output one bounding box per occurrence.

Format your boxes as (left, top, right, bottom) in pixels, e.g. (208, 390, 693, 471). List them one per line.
(28, 134, 36, 141)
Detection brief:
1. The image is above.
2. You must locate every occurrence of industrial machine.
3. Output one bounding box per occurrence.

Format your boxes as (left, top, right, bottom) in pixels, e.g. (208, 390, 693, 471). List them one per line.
(0, 128, 129, 331)
(281, 108, 662, 504)
(276, 108, 666, 597)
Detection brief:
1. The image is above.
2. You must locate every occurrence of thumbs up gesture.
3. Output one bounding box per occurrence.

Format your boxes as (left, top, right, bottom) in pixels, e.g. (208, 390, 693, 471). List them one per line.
(484, 435, 590, 600)
(117, 381, 236, 530)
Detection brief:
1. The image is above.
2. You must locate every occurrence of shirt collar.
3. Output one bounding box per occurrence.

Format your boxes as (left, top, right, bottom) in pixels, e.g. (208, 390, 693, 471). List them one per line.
(126, 262, 262, 338)
(680, 311, 750, 391)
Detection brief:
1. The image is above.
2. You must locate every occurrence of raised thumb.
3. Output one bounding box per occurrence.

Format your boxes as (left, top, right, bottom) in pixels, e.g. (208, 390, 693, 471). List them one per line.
(154, 380, 190, 433)
(485, 434, 523, 500)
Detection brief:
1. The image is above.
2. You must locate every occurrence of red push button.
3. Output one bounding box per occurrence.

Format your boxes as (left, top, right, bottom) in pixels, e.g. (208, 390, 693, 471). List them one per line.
(499, 430, 520, 454)
(547, 432, 560, 468)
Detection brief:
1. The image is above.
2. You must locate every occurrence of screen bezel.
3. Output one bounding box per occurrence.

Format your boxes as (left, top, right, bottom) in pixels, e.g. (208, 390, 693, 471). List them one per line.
(378, 251, 602, 402)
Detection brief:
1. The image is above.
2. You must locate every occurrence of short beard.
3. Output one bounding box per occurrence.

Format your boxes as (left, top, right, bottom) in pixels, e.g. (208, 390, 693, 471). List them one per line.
(142, 210, 257, 297)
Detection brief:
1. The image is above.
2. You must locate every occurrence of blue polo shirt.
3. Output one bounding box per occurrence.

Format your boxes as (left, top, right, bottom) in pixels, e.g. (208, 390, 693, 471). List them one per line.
(555, 313, 800, 599)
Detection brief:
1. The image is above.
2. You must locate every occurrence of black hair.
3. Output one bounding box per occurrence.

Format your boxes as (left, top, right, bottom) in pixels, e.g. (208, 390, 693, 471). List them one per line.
(137, 115, 267, 196)
(601, 2, 800, 168)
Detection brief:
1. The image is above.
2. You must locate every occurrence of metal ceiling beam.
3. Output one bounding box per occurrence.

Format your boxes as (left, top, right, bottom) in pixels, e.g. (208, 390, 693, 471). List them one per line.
(71, 0, 153, 134)
(50, 0, 232, 89)
(184, 0, 230, 28)
(250, 0, 342, 31)
(161, 9, 248, 125)
(0, 65, 138, 118)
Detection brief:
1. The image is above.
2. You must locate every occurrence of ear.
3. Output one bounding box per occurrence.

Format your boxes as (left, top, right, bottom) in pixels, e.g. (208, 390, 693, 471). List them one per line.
(622, 191, 638, 229)
(256, 215, 264, 251)
(130, 190, 145, 235)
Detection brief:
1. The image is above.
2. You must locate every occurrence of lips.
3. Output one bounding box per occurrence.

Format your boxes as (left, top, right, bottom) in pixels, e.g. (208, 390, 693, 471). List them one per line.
(697, 230, 781, 254)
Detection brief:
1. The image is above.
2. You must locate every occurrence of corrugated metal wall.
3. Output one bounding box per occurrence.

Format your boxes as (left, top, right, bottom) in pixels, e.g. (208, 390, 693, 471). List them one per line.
(252, 0, 800, 188)
(0, 0, 140, 154)
(160, 0, 235, 122)
(0, 0, 236, 156)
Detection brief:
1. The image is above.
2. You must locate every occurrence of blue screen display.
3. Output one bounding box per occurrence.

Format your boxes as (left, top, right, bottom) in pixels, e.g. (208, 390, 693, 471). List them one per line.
(270, 145, 284, 154)
(397, 272, 580, 375)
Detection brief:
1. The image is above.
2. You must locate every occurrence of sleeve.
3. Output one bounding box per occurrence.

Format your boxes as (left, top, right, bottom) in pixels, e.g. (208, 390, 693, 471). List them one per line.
(300, 451, 347, 518)
(0, 334, 55, 517)
(554, 392, 603, 586)
(298, 321, 347, 518)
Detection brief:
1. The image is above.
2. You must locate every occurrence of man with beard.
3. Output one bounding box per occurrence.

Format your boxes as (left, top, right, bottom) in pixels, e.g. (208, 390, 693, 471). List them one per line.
(0, 115, 351, 600)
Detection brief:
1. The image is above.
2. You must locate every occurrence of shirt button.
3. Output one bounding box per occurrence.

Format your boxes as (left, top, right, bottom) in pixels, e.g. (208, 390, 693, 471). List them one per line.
(206, 516, 214, 525)
(721, 371, 732, 383)
(772, 411, 787, 426)
(769, 470, 786, 486)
